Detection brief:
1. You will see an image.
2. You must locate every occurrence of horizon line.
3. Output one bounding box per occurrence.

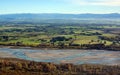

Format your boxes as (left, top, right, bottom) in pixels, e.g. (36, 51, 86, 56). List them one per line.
(0, 12, 120, 15)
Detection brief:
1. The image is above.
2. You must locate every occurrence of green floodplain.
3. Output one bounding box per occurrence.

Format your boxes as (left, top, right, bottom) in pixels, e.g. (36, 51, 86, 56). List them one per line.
(0, 20, 120, 50)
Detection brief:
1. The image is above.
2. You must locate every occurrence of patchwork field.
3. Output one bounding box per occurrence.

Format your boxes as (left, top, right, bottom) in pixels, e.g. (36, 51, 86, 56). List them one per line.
(0, 24, 120, 50)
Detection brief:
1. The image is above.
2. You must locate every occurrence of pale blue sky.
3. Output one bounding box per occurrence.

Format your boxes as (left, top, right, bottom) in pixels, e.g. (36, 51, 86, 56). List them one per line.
(0, 0, 120, 14)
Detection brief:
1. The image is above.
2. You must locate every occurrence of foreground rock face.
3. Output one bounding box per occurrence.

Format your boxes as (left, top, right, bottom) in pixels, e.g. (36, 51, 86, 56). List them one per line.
(0, 58, 120, 75)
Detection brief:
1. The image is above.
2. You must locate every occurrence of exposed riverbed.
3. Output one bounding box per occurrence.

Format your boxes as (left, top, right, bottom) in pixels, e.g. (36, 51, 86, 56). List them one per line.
(0, 47, 120, 65)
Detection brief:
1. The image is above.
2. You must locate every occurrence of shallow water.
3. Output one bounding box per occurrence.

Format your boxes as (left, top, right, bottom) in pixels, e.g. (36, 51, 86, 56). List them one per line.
(0, 47, 120, 65)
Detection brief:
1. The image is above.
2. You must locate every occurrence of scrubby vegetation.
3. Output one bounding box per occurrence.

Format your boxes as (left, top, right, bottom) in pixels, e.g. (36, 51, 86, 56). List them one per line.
(0, 58, 120, 75)
(0, 22, 120, 50)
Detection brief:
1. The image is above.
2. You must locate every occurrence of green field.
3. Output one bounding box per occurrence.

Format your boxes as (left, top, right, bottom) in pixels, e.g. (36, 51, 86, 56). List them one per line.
(0, 24, 120, 50)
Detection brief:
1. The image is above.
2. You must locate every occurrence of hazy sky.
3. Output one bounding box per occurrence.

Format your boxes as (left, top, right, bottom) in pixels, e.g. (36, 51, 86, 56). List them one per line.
(0, 0, 120, 14)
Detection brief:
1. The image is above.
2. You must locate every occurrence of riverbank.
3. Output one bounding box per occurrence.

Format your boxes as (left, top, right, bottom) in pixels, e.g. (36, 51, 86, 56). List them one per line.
(0, 58, 120, 75)
(0, 44, 120, 51)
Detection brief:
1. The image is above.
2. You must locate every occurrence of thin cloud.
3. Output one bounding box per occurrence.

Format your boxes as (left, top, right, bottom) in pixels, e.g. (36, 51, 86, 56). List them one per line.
(66, 0, 120, 6)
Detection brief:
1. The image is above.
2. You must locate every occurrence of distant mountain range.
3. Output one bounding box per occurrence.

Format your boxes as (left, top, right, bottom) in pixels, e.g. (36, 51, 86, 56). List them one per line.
(0, 13, 120, 20)
(0, 13, 120, 25)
